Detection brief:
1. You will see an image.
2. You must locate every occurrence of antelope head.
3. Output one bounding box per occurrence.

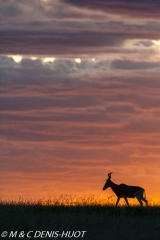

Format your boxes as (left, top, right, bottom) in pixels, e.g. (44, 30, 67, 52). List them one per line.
(102, 172, 113, 190)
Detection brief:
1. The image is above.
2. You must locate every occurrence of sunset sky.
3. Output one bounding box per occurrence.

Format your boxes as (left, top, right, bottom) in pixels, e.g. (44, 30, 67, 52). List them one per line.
(1, 0, 160, 202)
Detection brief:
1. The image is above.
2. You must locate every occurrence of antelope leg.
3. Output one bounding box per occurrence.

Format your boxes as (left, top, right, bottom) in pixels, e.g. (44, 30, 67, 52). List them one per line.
(142, 198, 148, 206)
(115, 197, 120, 206)
(124, 197, 129, 206)
(136, 197, 143, 206)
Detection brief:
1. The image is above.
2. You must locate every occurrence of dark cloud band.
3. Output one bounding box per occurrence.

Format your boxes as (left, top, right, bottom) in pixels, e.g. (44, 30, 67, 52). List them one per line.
(62, 0, 160, 18)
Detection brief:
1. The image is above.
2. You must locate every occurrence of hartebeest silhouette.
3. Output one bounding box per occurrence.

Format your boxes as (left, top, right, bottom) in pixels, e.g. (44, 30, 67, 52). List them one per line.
(103, 172, 148, 206)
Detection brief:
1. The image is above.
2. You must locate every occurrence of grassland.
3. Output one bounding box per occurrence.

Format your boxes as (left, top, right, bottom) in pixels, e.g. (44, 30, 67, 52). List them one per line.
(1, 195, 160, 240)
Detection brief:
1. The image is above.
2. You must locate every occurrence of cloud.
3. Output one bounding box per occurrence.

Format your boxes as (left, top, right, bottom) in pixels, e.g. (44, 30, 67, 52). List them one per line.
(111, 59, 160, 70)
(106, 103, 140, 114)
(1, 59, 160, 149)
(1, 1, 160, 57)
(0, 30, 126, 55)
(0, 57, 109, 87)
(0, 0, 24, 18)
(134, 40, 154, 47)
(1, 71, 160, 198)
(1, 0, 160, 199)
(62, 0, 160, 19)
(1, 25, 160, 56)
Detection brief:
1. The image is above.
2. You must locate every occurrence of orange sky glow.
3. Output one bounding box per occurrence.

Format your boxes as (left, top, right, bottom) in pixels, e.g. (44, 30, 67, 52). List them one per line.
(1, 0, 160, 205)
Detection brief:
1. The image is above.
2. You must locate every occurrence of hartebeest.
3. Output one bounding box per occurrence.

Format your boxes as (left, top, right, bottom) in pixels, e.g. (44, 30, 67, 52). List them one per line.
(103, 172, 148, 206)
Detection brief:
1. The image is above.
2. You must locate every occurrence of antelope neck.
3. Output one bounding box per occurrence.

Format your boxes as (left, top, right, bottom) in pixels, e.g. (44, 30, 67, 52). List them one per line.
(109, 180, 119, 195)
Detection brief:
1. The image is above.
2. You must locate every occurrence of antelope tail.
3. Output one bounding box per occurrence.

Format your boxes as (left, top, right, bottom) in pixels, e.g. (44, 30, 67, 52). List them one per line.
(143, 190, 146, 199)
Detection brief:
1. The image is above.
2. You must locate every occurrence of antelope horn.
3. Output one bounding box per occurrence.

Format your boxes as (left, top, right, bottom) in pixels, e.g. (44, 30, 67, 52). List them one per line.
(108, 172, 113, 178)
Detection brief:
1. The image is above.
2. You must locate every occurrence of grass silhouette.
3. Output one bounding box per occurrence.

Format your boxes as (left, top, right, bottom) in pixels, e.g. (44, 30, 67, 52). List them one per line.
(1, 195, 160, 240)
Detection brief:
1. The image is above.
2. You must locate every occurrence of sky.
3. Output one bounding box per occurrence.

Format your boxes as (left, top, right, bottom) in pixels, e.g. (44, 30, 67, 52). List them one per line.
(1, 0, 160, 202)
